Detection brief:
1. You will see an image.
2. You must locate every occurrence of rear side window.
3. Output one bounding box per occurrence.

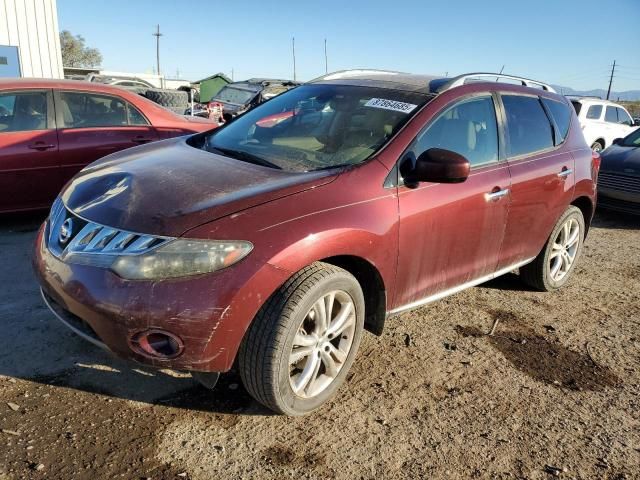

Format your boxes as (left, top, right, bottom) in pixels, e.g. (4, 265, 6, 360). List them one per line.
(412, 95, 499, 167)
(0, 91, 48, 132)
(586, 105, 602, 119)
(59, 92, 149, 128)
(542, 98, 572, 144)
(605, 106, 618, 123)
(502, 95, 554, 157)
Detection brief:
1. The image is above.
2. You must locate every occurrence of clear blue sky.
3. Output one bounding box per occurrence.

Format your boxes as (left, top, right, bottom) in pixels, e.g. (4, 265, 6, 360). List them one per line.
(58, 0, 640, 92)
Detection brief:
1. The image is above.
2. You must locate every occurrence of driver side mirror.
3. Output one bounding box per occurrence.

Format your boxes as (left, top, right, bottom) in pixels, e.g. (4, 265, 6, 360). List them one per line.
(613, 137, 623, 146)
(402, 148, 470, 185)
(634, 119, 640, 127)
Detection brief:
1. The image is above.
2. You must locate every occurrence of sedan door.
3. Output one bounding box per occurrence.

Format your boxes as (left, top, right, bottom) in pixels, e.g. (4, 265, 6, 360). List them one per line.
(54, 90, 158, 182)
(394, 94, 511, 310)
(0, 89, 62, 212)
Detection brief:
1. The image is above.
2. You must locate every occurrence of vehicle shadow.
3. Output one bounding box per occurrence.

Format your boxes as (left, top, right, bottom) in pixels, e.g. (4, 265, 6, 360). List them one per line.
(591, 207, 639, 230)
(0, 214, 272, 417)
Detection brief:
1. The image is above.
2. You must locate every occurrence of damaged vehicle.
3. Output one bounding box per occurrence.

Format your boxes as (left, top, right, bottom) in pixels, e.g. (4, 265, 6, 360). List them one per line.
(34, 70, 599, 415)
(205, 78, 299, 123)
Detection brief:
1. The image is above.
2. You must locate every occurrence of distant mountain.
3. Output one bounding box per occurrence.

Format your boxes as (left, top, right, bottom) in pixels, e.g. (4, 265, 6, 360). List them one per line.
(552, 85, 640, 102)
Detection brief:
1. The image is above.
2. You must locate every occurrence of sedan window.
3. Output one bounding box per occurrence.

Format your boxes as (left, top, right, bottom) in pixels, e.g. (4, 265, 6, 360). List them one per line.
(604, 106, 618, 123)
(0, 91, 48, 132)
(616, 108, 633, 126)
(59, 92, 148, 128)
(586, 105, 602, 120)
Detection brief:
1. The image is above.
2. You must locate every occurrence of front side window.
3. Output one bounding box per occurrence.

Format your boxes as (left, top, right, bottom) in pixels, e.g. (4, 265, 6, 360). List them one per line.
(586, 105, 602, 120)
(604, 106, 618, 123)
(542, 98, 571, 144)
(0, 91, 48, 132)
(411, 95, 499, 167)
(59, 92, 148, 128)
(200, 84, 430, 172)
(616, 107, 633, 126)
(622, 128, 640, 147)
(502, 95, 554, 157)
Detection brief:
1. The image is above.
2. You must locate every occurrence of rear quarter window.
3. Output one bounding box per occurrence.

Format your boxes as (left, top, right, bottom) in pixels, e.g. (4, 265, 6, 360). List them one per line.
(502, 95, 554, 157)
(542, 98, 572, 144)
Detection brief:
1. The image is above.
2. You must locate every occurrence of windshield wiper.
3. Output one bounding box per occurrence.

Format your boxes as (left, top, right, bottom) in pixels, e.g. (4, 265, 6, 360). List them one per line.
(209, 147, 282, 170)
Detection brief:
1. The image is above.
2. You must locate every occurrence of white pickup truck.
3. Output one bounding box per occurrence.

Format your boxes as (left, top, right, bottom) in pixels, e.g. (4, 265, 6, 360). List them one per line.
(569, 97, 639, 152)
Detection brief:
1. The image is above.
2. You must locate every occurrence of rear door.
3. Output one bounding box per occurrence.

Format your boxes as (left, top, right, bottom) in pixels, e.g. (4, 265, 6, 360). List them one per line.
(54, 90, 158, 182)
(498, 94, 575, 269)
(394, 94, 511, 309)
(0, 89, 61, 212)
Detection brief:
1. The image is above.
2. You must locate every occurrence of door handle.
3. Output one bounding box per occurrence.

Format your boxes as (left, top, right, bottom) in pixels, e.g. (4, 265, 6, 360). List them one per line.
(28, 142, 56, 151)
(131, 136, 152, 144)
(485, 188, 510, 202)
(557, 167, 573, 178)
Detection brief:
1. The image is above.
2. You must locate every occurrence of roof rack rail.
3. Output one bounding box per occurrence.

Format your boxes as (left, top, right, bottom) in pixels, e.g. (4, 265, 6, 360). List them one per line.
(565, 94, 602, 100)
(437, 73, 556, 93)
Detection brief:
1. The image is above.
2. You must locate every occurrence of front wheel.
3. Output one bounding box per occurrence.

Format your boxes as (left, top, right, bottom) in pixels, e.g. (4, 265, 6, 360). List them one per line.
(591, 141, 604, 152)
(520, 206, 585, 291)
(238, 262, 365, 415)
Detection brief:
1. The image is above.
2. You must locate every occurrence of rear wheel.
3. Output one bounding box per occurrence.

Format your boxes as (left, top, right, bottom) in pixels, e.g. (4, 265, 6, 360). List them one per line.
(591, 141, 604, 152)
(520, 206, 585, 291)
(239, 262, 365, 415)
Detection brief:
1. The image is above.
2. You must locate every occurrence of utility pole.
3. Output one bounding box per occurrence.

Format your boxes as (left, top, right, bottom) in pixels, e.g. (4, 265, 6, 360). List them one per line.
(231, 68, 234, 81)
(153, 25, 163, 78)
(292, 37, 297, 81)
(606, 60, 616, 100)
(324, 38, 328, 74)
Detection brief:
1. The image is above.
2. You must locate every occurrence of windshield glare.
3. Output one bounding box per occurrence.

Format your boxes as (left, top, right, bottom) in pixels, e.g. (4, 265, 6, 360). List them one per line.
(202, 84, 429, 172)
(214, 86, 258, 105)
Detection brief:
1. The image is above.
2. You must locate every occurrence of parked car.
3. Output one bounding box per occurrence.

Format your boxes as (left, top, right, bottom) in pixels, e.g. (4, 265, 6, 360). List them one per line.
(34, 70, 599, 415)
(0, 78, 216, 213)
(569, 97, 638, 152)
(206, 78, 300, 122)
(597, 128, 640, 214)
(85, 74, 155, 89)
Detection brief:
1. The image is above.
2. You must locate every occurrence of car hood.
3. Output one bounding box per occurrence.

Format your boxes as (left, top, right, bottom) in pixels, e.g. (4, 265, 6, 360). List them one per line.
(600, 144, 640, 176)
(61, 137, 337, 237)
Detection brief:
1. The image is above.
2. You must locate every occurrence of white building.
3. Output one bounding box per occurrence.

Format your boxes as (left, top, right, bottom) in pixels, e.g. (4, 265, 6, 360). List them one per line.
(0, 0, 64, 78)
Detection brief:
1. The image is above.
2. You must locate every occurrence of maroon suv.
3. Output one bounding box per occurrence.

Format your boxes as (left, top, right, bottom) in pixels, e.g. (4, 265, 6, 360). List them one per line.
(34, 71, 599, 415)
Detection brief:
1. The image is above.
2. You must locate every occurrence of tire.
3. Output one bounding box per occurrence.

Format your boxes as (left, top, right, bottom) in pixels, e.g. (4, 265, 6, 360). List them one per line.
(520, 206, 585, 291)
(591, 141, 604, 152)
(144, 89, 188, 108)
(238, 262, 365, 415)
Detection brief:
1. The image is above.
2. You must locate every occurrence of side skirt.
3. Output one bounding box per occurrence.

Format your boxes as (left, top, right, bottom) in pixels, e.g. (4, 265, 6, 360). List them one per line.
(387, 257, 536, 316)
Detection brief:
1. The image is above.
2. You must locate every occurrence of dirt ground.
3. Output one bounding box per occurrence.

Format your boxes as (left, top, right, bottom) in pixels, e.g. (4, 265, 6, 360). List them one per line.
(0, 209, 638, 480)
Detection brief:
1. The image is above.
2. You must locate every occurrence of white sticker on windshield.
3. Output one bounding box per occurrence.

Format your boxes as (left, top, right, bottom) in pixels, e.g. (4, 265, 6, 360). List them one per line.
(364, 98, 417, 114)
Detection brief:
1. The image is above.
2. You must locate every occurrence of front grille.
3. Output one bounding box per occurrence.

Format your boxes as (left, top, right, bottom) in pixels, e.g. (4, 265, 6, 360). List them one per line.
(47, 197, 172, 265)
(598, 172, 640, 195)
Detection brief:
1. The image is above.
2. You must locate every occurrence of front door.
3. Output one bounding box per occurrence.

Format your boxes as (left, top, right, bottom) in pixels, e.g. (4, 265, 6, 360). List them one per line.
(394, 94, 511, 310)
(0, 89, 61, 212)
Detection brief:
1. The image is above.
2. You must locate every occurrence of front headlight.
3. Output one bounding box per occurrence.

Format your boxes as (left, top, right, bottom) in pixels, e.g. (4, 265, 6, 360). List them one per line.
(110, 239, 253, 280)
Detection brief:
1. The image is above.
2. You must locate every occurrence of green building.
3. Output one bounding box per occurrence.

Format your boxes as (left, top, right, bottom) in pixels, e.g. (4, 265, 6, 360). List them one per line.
(196, 73, 232, 103)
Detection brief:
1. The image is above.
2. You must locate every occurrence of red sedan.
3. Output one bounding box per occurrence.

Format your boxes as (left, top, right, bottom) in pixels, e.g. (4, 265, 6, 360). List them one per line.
(0, 78, 216, 213)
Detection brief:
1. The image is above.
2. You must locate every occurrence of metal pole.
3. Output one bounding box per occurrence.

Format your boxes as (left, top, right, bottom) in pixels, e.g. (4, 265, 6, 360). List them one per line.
(606, 60, 616, 100)
(324, 38, 328, 74)
(292, 37, 296, 81)
(153, 25, 163, 83)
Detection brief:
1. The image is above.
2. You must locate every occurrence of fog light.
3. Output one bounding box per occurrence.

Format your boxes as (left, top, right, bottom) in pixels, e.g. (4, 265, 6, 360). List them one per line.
(130, 329, 184, 359)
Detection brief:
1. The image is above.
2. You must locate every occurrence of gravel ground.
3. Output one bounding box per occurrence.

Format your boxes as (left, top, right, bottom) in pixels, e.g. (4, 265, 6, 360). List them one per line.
(0, 209, 638, 480)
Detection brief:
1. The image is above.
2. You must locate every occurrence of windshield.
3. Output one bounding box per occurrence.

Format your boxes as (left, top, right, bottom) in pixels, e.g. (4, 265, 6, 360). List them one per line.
(622, 128, 640, 147)
(213, 86, 258, 105)
(201, 84, 429, 172)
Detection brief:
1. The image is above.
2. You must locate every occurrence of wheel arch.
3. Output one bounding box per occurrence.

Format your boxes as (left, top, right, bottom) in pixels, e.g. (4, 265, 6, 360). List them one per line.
(320, 255, 387, 336)
(571, 196, 594, 235)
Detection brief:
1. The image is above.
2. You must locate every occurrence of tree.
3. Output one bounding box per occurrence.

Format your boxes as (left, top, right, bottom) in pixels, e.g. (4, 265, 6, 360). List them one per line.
(59, 30, 102, 68)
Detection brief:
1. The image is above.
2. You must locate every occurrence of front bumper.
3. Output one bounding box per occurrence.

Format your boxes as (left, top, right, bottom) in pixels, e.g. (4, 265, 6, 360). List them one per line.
(33, 222, 290, 372)
(597, 172, 640, 215)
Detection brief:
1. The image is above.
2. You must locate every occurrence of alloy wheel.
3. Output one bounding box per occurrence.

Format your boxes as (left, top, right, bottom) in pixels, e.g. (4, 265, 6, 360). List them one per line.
(288, 290, 356, 398)
(549, 218, 581, 282)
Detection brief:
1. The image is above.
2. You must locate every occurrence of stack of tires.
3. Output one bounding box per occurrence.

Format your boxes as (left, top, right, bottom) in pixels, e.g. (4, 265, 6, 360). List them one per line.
(142, 89, 189, 115)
